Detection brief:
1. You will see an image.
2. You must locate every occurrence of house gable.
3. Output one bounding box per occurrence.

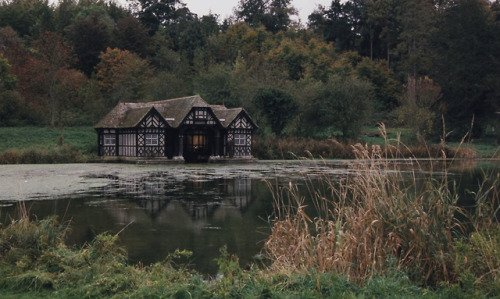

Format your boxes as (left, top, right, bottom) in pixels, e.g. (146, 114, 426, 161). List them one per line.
(224, 111, 256, 158)
(137, 107, 169, 129)
(180, 107, 220, 127)
(227, 111, 257, 130)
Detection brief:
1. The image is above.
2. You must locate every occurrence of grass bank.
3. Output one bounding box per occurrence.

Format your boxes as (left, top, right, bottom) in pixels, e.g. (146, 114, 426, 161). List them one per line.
(0, 126, 96, 164)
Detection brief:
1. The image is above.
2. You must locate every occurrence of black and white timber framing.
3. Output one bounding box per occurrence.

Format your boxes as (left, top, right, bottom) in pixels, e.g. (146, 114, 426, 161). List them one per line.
(95, 95, 257, 162)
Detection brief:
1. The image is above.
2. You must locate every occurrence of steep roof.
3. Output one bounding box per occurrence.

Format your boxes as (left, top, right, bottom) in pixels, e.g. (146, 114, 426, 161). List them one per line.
(211, 107, 242, 128)
(94, 95, 251, 129)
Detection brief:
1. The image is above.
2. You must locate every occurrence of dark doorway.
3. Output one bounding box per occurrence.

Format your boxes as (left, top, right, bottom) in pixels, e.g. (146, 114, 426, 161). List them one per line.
(184, 129, 212, 162)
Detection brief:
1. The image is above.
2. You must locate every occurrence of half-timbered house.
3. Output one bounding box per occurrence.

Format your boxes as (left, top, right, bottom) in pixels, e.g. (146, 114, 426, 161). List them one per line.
(94, 95, 257, 162)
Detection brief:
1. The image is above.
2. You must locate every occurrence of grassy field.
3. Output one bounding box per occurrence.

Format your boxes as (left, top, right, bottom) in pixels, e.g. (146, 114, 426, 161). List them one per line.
(0, 127, 96, 163)
(0, 126, 96, 153)
(360, 126, 414, 145)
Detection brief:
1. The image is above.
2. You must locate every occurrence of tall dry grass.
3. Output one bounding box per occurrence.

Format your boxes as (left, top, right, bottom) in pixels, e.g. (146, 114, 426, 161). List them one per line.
(263, 127, 500, 287)
(253, 136, 355, 160)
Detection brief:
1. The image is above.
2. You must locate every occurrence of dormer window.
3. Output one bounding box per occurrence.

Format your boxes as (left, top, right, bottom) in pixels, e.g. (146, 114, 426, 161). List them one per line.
(194, 109, 207, 120)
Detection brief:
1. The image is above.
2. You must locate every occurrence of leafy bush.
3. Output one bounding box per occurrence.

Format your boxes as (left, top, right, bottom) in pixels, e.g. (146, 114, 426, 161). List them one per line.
(454, 229, 500, 296)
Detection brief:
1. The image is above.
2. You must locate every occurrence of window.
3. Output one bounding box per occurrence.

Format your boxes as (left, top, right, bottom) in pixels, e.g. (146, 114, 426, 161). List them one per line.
(192, 134, 205, 149)
(104, 134, 116, 146)
(187, 130, 207, 151)
(194, 109, 207, 119)
(145, 134, 159, 146)
(234, 134, 246, 146)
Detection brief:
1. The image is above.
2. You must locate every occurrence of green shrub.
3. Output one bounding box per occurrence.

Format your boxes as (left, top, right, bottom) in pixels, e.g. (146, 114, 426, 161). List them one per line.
(453, 229, 500, 296)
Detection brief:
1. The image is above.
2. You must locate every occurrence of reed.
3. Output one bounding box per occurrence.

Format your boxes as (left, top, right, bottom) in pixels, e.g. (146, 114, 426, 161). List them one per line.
(263, 126, 500, 287)
(252, 132, 479, 160)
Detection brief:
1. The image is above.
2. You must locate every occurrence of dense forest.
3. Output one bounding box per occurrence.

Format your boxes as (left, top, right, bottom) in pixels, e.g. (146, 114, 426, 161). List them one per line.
(0, 0, 499, 142)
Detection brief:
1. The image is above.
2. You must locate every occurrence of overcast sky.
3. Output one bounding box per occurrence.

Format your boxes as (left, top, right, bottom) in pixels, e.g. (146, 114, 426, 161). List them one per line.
(182, 0, 332, 23)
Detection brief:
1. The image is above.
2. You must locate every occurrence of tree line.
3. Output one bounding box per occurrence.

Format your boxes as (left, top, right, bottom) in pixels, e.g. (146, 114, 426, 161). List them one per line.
(0, 0, 498, 142)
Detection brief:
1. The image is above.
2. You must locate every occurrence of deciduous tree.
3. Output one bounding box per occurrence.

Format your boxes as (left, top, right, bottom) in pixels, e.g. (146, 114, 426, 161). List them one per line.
(0, 0, 54, 38)
(33, 31, 81, 126)
(68, 11, 113, 76)
(305, 74, 374, 140)
(253, 88, 297, 136)
(193, 63, 233, 106)
(112, 14, 152, 56)
(235, 0, 295, 32)
(0, 54, 22, 125)
(308, 0, 365, 52)
(133, 0, 184, 33)
(394, 76, 441, 142)
(95, 47, 153, 107)
(430, 0, 500, 138)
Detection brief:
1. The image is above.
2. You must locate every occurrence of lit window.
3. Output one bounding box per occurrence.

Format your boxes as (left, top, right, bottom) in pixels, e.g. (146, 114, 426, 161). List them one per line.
(192, 134, 205, 149)
(234, 134, 246, 146)
(145, 134, 159, 146)
(104, 134, 116, 146)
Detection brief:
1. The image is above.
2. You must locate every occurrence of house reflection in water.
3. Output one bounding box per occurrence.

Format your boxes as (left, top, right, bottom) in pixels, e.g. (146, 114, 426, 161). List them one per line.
(181, 177, 252, 220)
(224, 177, 252, 212)
(137, 199, 170, 220)
(98, 173, 255, 224)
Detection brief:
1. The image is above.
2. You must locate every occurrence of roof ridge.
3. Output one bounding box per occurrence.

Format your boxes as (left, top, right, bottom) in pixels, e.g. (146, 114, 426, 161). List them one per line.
(145, 95, 202, 105)
(210, 104, 227, 109)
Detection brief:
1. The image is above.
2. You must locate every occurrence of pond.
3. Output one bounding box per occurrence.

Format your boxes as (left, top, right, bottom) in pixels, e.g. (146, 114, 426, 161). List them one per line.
(0, 160, 498, 275)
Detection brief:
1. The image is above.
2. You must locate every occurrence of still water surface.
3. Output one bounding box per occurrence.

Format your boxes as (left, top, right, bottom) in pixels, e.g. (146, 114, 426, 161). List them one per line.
(0, 160, 498, 275)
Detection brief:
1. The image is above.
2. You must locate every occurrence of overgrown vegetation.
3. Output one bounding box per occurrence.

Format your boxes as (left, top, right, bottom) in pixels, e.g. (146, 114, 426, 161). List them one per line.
(264, 129, 500, 295)
(0, 214, 498, 297)
(1, 131, 499, 297)
(253, 131, 497, 160)
(0, 145, 88, 164)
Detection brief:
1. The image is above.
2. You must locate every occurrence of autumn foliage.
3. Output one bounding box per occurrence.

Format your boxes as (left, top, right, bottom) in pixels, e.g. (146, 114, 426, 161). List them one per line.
(0, 0, 497, 142)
